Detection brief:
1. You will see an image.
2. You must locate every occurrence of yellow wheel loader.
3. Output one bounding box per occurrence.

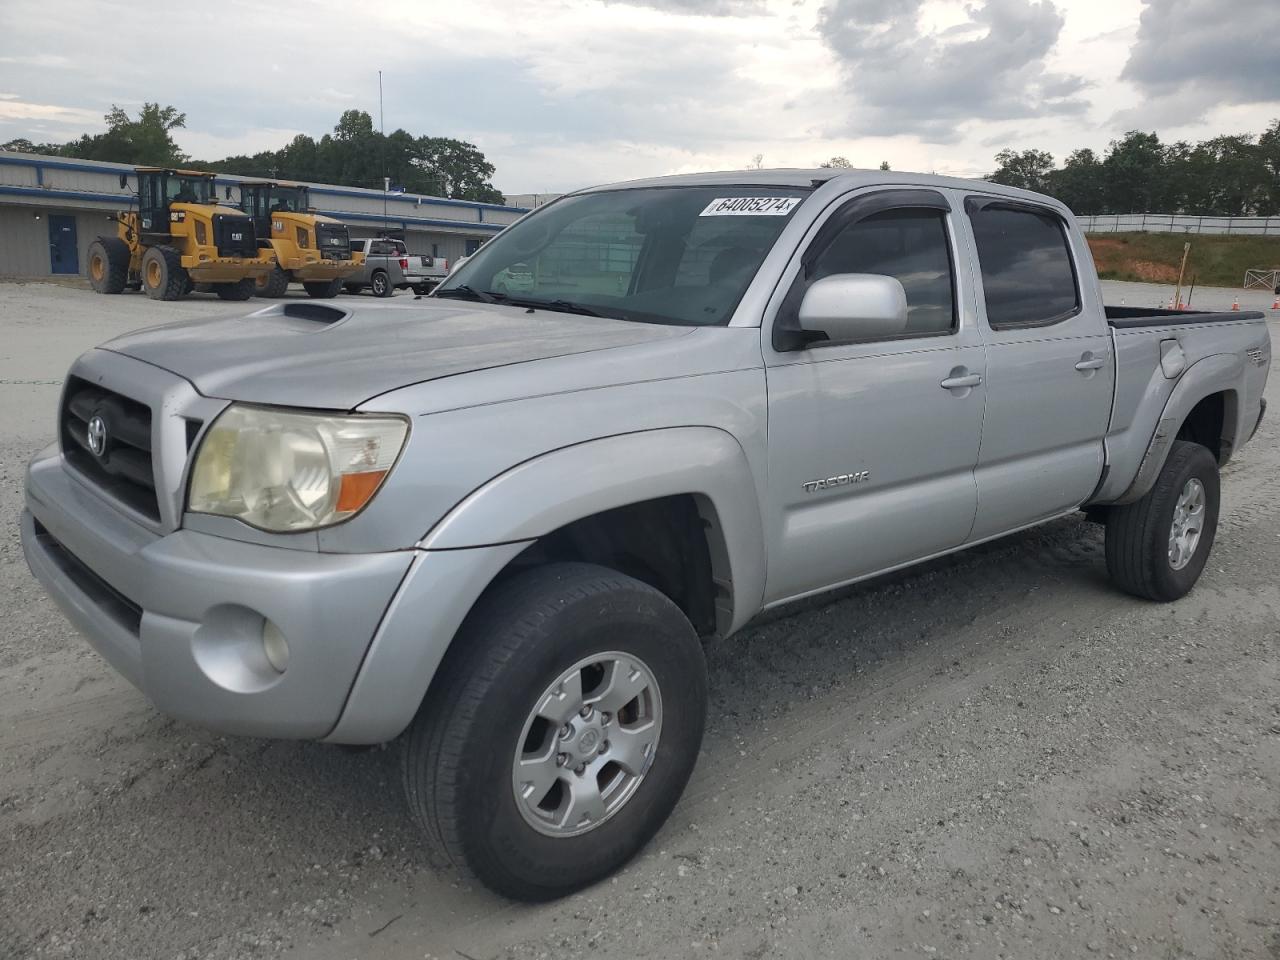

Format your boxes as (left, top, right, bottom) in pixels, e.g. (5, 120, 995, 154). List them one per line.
(87, 168, 273, 301)
(238, 181, 364, 299)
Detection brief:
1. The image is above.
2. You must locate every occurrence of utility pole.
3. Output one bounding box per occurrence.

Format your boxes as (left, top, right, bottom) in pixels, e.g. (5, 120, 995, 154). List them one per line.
(379, 70, 387, 234)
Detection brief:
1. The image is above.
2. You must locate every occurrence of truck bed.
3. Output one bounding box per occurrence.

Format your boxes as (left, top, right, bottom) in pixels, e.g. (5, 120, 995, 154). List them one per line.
(1106, 305, 1267, 328)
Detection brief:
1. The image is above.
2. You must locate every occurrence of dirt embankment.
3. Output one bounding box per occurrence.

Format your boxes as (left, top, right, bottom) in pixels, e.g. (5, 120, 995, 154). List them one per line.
(1087, 232, 1280, 289)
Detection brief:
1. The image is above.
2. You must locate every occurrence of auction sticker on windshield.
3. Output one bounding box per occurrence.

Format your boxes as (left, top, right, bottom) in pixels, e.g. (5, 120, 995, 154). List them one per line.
(699, 197, 802, 216)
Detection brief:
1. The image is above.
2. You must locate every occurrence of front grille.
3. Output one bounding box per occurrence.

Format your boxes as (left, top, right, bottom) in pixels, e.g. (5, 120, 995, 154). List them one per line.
(60, 376, 160, 521)
(212, 214, 258, 258)
(32, 519, 143, 635)
(316, 222, 352, 260)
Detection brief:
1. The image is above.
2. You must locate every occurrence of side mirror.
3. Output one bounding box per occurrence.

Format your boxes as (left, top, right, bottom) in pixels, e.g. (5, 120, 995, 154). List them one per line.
(797, 273, 908, 345)
(118, 173, 129, 189)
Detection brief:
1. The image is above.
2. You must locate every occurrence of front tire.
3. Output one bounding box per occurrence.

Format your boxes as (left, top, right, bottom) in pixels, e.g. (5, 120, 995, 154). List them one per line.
(140, 245, 188, 301)
(87, 237, 130, 294)
(303, 278, 342, 298)
(370, 270, 393, 297)
(214, 278, 257, 301)
(257, 264, 291, 298)
(402, 563, 707, 901)
(1105, 440, 1220, 601)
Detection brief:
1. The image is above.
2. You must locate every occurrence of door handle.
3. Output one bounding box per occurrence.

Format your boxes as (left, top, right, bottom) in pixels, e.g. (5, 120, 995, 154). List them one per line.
(940, 373, 982, 390)
(1075, 356, 1107, 371)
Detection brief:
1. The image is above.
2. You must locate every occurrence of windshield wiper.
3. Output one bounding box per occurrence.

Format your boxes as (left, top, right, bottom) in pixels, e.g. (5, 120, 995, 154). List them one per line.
(434, 284, 497, 304)
(499, 296, 606, 317)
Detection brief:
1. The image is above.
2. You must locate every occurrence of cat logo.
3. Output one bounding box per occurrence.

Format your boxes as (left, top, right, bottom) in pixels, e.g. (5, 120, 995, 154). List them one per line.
(231, 232, 243, 242)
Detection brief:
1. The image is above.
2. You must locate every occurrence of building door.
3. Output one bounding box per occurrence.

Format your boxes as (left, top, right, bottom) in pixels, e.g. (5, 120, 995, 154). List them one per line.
(48, 215, 79, 275)
(465, 238, 482, 256)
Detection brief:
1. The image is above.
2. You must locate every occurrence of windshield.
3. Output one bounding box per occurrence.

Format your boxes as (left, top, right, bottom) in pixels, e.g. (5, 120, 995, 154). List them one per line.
(166, 174, 213, 205)
(270, 186, 309, 213)
(436, 185, 810, 326)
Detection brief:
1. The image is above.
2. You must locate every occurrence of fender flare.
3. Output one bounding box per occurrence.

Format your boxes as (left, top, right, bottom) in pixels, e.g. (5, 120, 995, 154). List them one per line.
(420, 426, 766, 634)
(1113, 354, 1242, 505)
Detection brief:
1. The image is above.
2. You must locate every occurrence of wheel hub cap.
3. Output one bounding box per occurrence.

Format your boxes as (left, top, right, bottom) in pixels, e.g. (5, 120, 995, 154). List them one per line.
(1168, 477, 1206, 571)
(512, 652, 662, 838)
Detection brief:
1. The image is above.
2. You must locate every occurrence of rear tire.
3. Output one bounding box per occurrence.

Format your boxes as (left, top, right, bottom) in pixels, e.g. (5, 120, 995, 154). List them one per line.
(303, 278, 342, 299)
(214, 278, 257, 301)
(401, 562, 707, 902)
(257, 264, 291, 298)
(141, 245, 188, 301)
(370, 270, 393, 298)
(87, 237, 130, 294)
(1105, 440, 1220, 601)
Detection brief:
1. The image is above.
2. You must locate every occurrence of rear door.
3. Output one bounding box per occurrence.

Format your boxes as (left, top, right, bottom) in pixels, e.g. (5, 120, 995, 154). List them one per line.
(762, 189, 987, 603)
(961, 198, 1113, 540)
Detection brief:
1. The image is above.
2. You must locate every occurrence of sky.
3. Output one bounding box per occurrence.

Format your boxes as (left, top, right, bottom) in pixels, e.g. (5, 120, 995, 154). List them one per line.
(1, 0, 1277, 196)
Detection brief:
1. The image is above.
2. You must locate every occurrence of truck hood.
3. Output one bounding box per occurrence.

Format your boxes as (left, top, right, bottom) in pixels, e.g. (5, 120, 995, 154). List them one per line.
(102, 300, 690, 410)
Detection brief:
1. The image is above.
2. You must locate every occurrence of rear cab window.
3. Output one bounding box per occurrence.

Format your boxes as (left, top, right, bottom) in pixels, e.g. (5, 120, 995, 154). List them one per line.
(967, 202, 1080, 329)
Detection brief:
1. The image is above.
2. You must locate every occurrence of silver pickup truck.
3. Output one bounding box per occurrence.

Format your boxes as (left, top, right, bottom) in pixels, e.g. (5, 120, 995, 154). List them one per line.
(21, 170, 1270, 901)
(345, 238, 449, 296)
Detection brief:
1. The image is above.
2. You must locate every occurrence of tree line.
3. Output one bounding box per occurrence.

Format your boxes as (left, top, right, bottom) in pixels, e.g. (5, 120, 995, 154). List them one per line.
(990, 121, 1280, 217)
(2, 103, 506, 204)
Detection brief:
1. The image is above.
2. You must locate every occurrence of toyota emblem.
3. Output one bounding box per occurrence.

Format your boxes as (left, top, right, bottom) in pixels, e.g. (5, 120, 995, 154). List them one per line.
(86, 414, 107, 458)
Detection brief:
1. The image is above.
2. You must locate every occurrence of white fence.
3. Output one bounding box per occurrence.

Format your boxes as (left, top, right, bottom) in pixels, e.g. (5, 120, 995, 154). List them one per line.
(1079, 213, 1280, 236)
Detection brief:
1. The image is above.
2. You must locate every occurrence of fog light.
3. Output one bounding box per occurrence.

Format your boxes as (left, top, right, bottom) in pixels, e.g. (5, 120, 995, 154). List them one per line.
(262, 620, 289, 674)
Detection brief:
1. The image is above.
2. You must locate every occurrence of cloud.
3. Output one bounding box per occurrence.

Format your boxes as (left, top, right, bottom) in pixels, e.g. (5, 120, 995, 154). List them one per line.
(0, 98, 101, 125)
(1118, 0, 1280, 123)
(817, 0, 1089, 142)
(599, 0, 767, 13)
(0, 54, 72, 68)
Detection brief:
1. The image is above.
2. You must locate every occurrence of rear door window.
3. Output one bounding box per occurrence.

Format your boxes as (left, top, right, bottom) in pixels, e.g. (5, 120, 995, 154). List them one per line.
(968, 205, 1079, 328)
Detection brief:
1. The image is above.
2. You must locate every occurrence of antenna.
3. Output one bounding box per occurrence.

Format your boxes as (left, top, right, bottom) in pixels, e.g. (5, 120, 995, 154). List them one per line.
(379, 70, 388, 234)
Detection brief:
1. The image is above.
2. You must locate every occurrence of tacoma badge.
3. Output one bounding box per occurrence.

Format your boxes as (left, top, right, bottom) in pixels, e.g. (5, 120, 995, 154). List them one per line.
(803, 471, 869, 494)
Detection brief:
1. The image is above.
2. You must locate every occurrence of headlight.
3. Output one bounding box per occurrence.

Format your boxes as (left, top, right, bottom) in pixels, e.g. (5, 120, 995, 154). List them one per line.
(188, 404, 408, 532)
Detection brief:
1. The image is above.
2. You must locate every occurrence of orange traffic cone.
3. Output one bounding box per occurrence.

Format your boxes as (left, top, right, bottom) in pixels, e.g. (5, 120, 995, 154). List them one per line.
(1231, 298, 1240, 311)
(1271, 297, 1279, 310)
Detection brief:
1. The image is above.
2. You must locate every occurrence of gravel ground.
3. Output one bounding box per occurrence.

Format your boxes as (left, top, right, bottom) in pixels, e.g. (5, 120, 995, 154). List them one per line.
(1, 280, 1278, 960)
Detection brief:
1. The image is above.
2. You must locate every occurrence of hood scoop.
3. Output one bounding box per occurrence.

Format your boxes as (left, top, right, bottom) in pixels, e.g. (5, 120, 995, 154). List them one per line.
(246, 301, 352, 331)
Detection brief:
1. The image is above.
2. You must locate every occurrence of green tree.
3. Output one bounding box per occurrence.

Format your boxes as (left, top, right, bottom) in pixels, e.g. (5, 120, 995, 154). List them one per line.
(60, 103, 187, 166)
(989, 148, 1055, 193)
(1101, 131, 1165, 213)
(1047, 148, 1105, 215)
(1259, 119, 1280, 213)
(414, 136, 504, 203)
(820, 156, 852, 168)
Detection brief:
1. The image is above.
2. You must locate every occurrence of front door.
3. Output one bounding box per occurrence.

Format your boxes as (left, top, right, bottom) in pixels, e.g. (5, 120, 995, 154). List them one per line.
(962, 198, 1113, 540)
(48, 215, 78, 275)
(762, 189, 987, 604)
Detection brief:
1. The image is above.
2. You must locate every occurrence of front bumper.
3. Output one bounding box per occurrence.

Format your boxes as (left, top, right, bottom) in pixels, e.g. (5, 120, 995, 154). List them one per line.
(22, 445, 413, 739)
(185, 257, 274, 282)
(282, 256, 363, 281)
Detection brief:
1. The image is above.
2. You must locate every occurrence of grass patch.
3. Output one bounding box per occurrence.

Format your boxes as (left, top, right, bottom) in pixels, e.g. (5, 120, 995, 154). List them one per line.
(1086, 232, 1280, 288)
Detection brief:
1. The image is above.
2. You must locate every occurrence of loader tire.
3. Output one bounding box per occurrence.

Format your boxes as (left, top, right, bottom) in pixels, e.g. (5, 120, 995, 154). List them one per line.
(215, 278, 257, 301)
(141, 246, 188, 301)
(87, 237, 130, 294)
(256, 264, 291, 298)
